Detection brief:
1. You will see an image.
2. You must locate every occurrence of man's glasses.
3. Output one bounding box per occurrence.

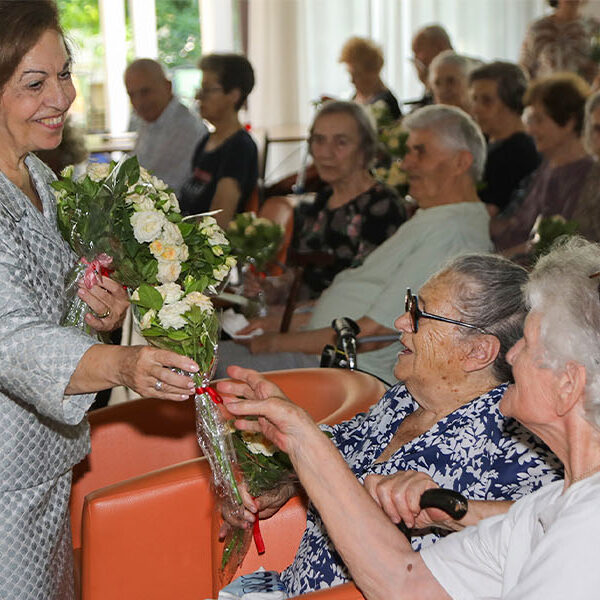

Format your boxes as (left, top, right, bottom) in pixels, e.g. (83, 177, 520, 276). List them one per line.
(405, 288, 491, 335)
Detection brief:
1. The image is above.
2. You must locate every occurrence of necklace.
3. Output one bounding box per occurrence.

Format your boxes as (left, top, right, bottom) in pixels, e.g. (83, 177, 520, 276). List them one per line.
(570, 463, 600, 484)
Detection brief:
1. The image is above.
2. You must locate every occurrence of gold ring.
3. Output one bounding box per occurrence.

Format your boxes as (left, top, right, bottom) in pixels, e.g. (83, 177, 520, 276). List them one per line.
(95, 308, 111, 319)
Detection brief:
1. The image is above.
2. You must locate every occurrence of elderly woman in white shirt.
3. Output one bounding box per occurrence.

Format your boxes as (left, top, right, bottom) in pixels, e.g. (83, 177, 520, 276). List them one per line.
(220, 236, 600, 600)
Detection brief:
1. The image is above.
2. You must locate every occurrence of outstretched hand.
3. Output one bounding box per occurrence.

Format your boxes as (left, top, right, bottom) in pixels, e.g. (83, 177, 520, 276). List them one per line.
(216, 365, 320, 458)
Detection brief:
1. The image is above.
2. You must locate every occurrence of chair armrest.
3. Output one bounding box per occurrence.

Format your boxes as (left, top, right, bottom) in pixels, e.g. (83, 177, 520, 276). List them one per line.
(79, 456, 309, 600)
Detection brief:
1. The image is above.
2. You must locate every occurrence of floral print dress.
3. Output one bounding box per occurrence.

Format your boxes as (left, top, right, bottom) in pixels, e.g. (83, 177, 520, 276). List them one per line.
(293, 182, 405, 298)
(280, 383, 563, 596)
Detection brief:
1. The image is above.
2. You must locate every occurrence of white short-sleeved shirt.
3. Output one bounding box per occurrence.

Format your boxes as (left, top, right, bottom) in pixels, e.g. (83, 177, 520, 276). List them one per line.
(309, 201, 492, 383)
(421, 472, 600, 599)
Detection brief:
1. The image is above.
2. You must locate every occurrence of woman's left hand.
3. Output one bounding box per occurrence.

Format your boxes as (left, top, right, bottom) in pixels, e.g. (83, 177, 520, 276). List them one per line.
(216, 365, 320, 458)
(78, 275, 129, 332)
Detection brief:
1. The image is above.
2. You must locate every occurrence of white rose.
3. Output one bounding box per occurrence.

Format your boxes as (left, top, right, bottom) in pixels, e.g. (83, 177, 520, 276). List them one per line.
(177, 244, 189, 262)
(156, 282, 183, 304)
(133, 196, 156, 212)
(157, 260, 182, 283)
(226, 256, 237, 268)
(139, 309, 155, 330)
(139, 167, 152, 182)
(244, 225, 256, 236)
(131, 288, 140, 301)
(208, 230, 229, 247)
(60, 165, 74, 178)
(87, 162, 111, 181)
(162, 221, 184, 245)
(130, 210, 166, 243)
(228, 221, 238, 233)
(213, 264, 230, 282)
(254, 217, 273, 227)
(201, 216, 217, 228)
(157, 300, 189, 330)
(184, 291, 214, 313)
(211, 245, 224, 256)
(151, 175, 168, 191)
(241, 431, 276, 456)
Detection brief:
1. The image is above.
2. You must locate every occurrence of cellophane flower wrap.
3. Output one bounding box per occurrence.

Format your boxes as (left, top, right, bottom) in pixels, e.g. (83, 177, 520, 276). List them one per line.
(226, 212, 284, 273)
(220, 429, 294, 582)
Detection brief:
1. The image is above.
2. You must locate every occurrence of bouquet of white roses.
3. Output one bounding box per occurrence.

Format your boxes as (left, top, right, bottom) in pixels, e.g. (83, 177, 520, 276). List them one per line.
(53, 157, 235, 333)
(226, 212, 284, 273)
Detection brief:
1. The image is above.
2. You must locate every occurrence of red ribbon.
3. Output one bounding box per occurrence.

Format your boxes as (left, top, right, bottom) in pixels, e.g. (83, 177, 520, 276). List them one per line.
(251, 495, 266, 554)
(81, 254, 113, 289)
(195, 386, 223, 404)
(249, 263, 267, 280)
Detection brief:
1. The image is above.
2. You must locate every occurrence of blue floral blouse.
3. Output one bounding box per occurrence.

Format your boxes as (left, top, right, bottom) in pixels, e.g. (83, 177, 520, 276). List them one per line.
(280, 382, 563, 596)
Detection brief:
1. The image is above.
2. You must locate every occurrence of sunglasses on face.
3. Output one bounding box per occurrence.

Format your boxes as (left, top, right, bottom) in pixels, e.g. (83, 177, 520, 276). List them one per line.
(404, 288, 491, 335)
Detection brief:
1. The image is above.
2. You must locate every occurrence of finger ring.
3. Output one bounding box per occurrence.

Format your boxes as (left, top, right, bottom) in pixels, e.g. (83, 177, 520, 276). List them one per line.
(95, 308, 111, 319)
(154, 380, 163, 392)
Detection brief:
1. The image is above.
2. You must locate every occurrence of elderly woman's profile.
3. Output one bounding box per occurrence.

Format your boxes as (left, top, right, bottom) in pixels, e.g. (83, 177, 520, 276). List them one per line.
(221, 237, 600, 599)
(218, 252, 562, 597)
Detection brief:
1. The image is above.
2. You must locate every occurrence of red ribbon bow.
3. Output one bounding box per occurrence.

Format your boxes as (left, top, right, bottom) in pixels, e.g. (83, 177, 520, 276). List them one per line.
(249, 263, 267, 280)
(253, 511, 265, 554)
(81, 254, 114, 289)
(195, 386, 223, 404)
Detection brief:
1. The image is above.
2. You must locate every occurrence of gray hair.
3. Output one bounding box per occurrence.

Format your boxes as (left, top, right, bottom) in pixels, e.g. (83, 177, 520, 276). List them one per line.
(525, 236, 600, 428)
(403, 104, 486, 181)
(308, 100, 378, 168)
(584, 90, 600, 154)
(435, 254, 529, 383)
(428, 50, 482, 86)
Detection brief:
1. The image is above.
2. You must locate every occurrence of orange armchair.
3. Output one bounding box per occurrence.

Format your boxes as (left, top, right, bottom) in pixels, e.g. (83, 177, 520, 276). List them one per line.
(73, 368, 384, 599)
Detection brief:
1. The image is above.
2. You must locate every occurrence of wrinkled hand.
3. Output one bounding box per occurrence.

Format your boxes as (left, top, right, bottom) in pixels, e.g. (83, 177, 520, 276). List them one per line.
(216, 365, 319, 457)
(78, 275, 129, 332)
(364, 471, 448, 529)
(119, 345, 199, 401)
(236, 310, 284, 336)
(235, 332, 280, 354)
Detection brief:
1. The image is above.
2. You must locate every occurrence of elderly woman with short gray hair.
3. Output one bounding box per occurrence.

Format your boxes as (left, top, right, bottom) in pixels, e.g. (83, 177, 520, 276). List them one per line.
(219, 252, 562, 597)
(293, 100, 405, 298)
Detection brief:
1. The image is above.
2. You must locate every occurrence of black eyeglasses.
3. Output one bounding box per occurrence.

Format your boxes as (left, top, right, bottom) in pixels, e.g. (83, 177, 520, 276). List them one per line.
(405, 288, 491, 335)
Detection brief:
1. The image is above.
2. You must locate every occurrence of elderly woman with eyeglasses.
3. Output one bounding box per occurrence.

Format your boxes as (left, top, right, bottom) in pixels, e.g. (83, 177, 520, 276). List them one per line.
(218, 253, 562, 597)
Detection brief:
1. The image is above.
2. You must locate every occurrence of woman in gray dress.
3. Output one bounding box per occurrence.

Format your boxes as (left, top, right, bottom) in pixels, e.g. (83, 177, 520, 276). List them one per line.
(0, 2, 199, 598)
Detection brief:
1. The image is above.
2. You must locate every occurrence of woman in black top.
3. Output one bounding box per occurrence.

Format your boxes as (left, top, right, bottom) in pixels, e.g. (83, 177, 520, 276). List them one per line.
(179, 54, 258, 228)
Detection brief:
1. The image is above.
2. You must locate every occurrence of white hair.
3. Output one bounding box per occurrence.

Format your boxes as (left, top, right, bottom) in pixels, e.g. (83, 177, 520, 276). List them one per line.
(402, 104, 486, 181)
(525, 236, 600, 428)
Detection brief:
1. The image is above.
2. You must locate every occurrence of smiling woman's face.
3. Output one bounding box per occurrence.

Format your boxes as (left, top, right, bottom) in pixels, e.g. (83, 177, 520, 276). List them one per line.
(0, 29, 75, 159)
(393, 274, 470, 399)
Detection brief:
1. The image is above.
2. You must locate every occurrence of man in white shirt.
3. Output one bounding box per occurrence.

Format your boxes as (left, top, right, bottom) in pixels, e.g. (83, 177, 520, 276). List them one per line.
(216, 105, 493, 383)
(124, 58, 207, 195)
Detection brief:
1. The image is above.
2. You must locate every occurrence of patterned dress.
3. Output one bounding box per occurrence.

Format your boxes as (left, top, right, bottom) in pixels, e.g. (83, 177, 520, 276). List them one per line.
(519, 14, 600, 84)
(293, 182, 405, 297)
(280, 383, 563, 596)
(0, 155, 98, 599)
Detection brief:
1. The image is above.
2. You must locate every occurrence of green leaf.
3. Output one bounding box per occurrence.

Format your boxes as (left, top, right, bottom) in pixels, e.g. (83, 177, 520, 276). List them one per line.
(137, 283, 164, 310)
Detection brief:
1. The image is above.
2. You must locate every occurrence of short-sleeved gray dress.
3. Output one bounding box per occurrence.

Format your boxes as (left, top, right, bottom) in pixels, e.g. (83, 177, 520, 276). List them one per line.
(0, 155, 98, 599)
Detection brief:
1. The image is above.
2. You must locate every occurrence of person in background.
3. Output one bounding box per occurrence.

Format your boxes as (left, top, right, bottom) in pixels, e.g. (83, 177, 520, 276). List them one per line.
(491, 72, 600, 252)
(0, 3, 200, 597)
(429, 50, 480, 114)
(292, 100, 405, 298)
(338, 36, 401, 120)
(584, 89, 600, 158)
(217, 105, 493, 384)
(520, 0, 599, 85)
(124, 58, 207, 195)
(179, 53, 257, 228)
(469, 61, 541, 216)
(408, 24, 453, 111)
(222, 236, 600, 600)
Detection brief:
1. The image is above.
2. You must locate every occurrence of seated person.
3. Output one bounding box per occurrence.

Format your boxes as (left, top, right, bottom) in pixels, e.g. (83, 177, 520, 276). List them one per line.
(217, 105, 493, 384)
(492, 72, 600, 252)
(218, 253, 562, 597)
(428, 50, 480, 115)
(339, 36, 401, 120)
(407, 24, 454, 112)
(124, 58, 207, 195)
(179, 53, 257, 228)
(293, 100, 406, 298)
(469, 61, 541, 216)
(222, 236, 600, 600)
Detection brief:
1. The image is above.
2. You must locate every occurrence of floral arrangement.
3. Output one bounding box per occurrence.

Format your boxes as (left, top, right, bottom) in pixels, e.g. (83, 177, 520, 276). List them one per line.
(531, 214, 579, 258)
(53, 157, 235, 332)
(226, 212, 284, 273)
(220, 429, 294, 582)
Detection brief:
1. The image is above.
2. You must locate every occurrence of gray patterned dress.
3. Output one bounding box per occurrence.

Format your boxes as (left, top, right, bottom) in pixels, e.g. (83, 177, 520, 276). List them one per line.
(0, 155, 98, 599)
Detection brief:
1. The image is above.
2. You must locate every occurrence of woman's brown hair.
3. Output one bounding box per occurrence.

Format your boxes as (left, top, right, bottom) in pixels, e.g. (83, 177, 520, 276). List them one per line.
(0, 0, 66, 92)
